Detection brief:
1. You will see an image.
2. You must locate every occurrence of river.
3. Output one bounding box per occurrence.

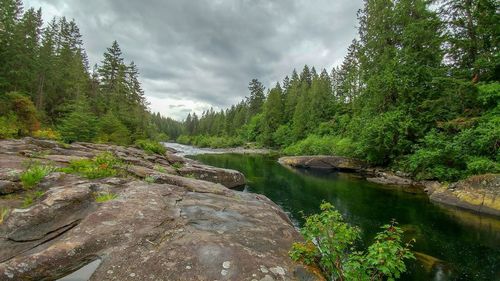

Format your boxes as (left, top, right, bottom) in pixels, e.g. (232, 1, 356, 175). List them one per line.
(165, 143, 500, 281)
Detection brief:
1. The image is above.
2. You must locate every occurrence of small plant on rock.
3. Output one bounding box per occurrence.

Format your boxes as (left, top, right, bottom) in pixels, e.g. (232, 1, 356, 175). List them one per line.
(290, 202, 414, 281)
(0, 207, 10, 224)
(172, 162, 183, 170)
(20, 162, 54, 188)
(135, 139, 166, 155)
(22, 190, 45, 208)
(62, 152, 122, 179)
(154, 164, 167, 173)
(94, 192, 118, 203)
(144, 175, 156, 183)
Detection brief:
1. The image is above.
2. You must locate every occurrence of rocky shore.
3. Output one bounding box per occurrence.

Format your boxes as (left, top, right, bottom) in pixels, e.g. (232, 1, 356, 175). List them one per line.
(0, 138, 321, 281)
(279, 156, 500, 217)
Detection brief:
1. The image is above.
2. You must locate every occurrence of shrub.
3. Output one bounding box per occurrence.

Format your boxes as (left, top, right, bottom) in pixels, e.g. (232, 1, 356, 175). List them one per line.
(290, 202, 414, 281)
(176, 135, 191, 145)
(0, 114, 19, 139)
(62, 152, 122, 179)
(353, 110, 414, 165)
(135, 139, 166, 155)
(283, 135, 356, 157)
(20, 163, 54, 188)
(33, 128, 61, 140)
(95, 192, 118, 203)
(466, 157, 499, 175)
(0, 92, 40, 138)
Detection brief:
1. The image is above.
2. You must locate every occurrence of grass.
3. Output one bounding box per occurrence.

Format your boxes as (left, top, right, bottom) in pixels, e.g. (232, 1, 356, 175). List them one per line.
(20, 162, 54, 188)
(94, 192, 118, 203)
(172, 162, 183, 170)
(22, 190, 45, 208)
(154, 164, 167, 173)
(135, 139, 166, 155)
(0, 207, 9, 224)
(61, 152, 122, 179)
(185, 173, 196, 179)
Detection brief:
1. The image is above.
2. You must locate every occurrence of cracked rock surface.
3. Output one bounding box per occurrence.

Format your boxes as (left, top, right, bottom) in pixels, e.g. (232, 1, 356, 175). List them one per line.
(0, 138, 320, 281)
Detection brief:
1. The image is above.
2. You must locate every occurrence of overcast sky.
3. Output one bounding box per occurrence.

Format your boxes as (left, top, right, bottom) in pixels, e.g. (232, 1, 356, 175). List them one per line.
(24, 0, 363, 120)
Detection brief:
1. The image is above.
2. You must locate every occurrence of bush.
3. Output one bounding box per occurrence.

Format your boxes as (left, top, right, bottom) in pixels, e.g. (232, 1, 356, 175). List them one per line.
(283, 135, 356, 157)
(33, 128, 61, 140)
(0, 92, 40, 138)
(20, 163, 54, 188)
(62, 152, 122, 179)
(22, 190, 45, 208)
(290, 202, 414, 281)
(466, 157, 499, 175)
(353, 110, 414, 165)
(135, 139, 166, 155)
(0, 115, 19, 139)
(176, 135, 191, 145)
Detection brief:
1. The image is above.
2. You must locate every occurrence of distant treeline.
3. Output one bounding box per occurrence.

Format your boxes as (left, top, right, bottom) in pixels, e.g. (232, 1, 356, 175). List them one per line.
(0, 0, 183, 144)
(178, 0, 499, 181)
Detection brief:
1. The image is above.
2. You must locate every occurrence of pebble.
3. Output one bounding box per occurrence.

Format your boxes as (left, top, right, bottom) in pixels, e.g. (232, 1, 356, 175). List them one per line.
(222, 261, 231, 269)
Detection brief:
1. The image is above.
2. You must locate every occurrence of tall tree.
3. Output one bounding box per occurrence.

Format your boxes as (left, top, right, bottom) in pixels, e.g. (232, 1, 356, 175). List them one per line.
(247, 78, 265, 117)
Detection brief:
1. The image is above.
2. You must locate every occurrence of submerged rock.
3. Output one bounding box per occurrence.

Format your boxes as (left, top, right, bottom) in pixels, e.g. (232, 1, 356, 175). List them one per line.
(0, 138, 320, 281)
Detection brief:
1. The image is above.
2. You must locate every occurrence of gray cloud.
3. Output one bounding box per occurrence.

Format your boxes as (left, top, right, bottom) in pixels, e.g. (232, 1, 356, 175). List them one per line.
(25, 0, 363, 120)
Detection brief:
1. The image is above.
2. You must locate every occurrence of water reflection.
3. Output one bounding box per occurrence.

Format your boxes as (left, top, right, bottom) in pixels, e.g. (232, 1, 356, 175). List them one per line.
(187, 152, 500, 281)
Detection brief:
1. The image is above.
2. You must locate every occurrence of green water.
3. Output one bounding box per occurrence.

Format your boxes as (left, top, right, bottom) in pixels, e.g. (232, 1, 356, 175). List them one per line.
(191, 153, 500, 281)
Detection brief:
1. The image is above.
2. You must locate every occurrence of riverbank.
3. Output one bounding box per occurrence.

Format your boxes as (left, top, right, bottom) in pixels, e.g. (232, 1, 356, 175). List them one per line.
(279, 156, 500, 217)
(164, 142, 272, 156)
(0, 138, 321, 281)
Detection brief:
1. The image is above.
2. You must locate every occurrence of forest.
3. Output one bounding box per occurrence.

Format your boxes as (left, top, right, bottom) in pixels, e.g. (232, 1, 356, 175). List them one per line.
(178, 0, 499, 182)
(0, 0, 182, 145)
(1, 0, 498, 182)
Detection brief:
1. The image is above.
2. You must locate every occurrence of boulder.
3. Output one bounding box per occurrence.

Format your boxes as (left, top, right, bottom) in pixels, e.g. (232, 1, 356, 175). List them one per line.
(0, 181, 21, 195)
(178, 163, 246, 188)
(279, 156, 366, 172)
(425, 174, 500, 216)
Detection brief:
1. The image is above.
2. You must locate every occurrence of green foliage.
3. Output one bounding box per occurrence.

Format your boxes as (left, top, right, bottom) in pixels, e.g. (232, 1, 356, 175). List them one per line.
(94, 192, 118, 203)
(22, 190, 45, 208)
(290, 202, 414, 281)
(466, 157, 499, 175)
(283, 135, 355, 157)
(33, 128, 61, 140)
(58, 97, 97, 143)
(153, 164, 167, 173)
(95, 111, 131, 145)
(0, 92, 40, 138)
(62, 152, 122, 179)
(176, 134, 244, 148)
(352, 110, 414, 165)
(144, 175, 156, 183)
(135, 139, 166, 155)
(172, 162, 183, 170)
(20, 162, 54, 188)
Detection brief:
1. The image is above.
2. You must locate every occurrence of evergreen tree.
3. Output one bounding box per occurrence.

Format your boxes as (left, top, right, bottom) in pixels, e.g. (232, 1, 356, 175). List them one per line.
(247, 79, 265, 117)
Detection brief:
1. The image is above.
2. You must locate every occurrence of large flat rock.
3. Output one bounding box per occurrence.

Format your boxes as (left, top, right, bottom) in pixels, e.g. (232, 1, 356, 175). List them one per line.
(0, 138, 320, 281)
(279, 155, 366, 172)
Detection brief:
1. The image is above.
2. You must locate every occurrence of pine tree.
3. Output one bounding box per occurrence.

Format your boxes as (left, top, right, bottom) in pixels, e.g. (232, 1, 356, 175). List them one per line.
(247, 79, 265, 117)
(262, 83, 284, 146)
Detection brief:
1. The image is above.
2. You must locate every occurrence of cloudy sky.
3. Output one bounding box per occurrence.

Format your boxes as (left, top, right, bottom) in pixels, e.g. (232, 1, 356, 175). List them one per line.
(24, 0, 363, 120)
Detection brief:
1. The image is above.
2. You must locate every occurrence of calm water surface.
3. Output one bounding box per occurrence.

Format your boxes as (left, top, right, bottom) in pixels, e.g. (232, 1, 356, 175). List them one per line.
(188, 152, 500, 281)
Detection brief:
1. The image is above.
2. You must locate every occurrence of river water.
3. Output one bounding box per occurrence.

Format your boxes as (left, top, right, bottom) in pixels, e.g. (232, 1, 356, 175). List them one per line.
(165, 144, 500, 281)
